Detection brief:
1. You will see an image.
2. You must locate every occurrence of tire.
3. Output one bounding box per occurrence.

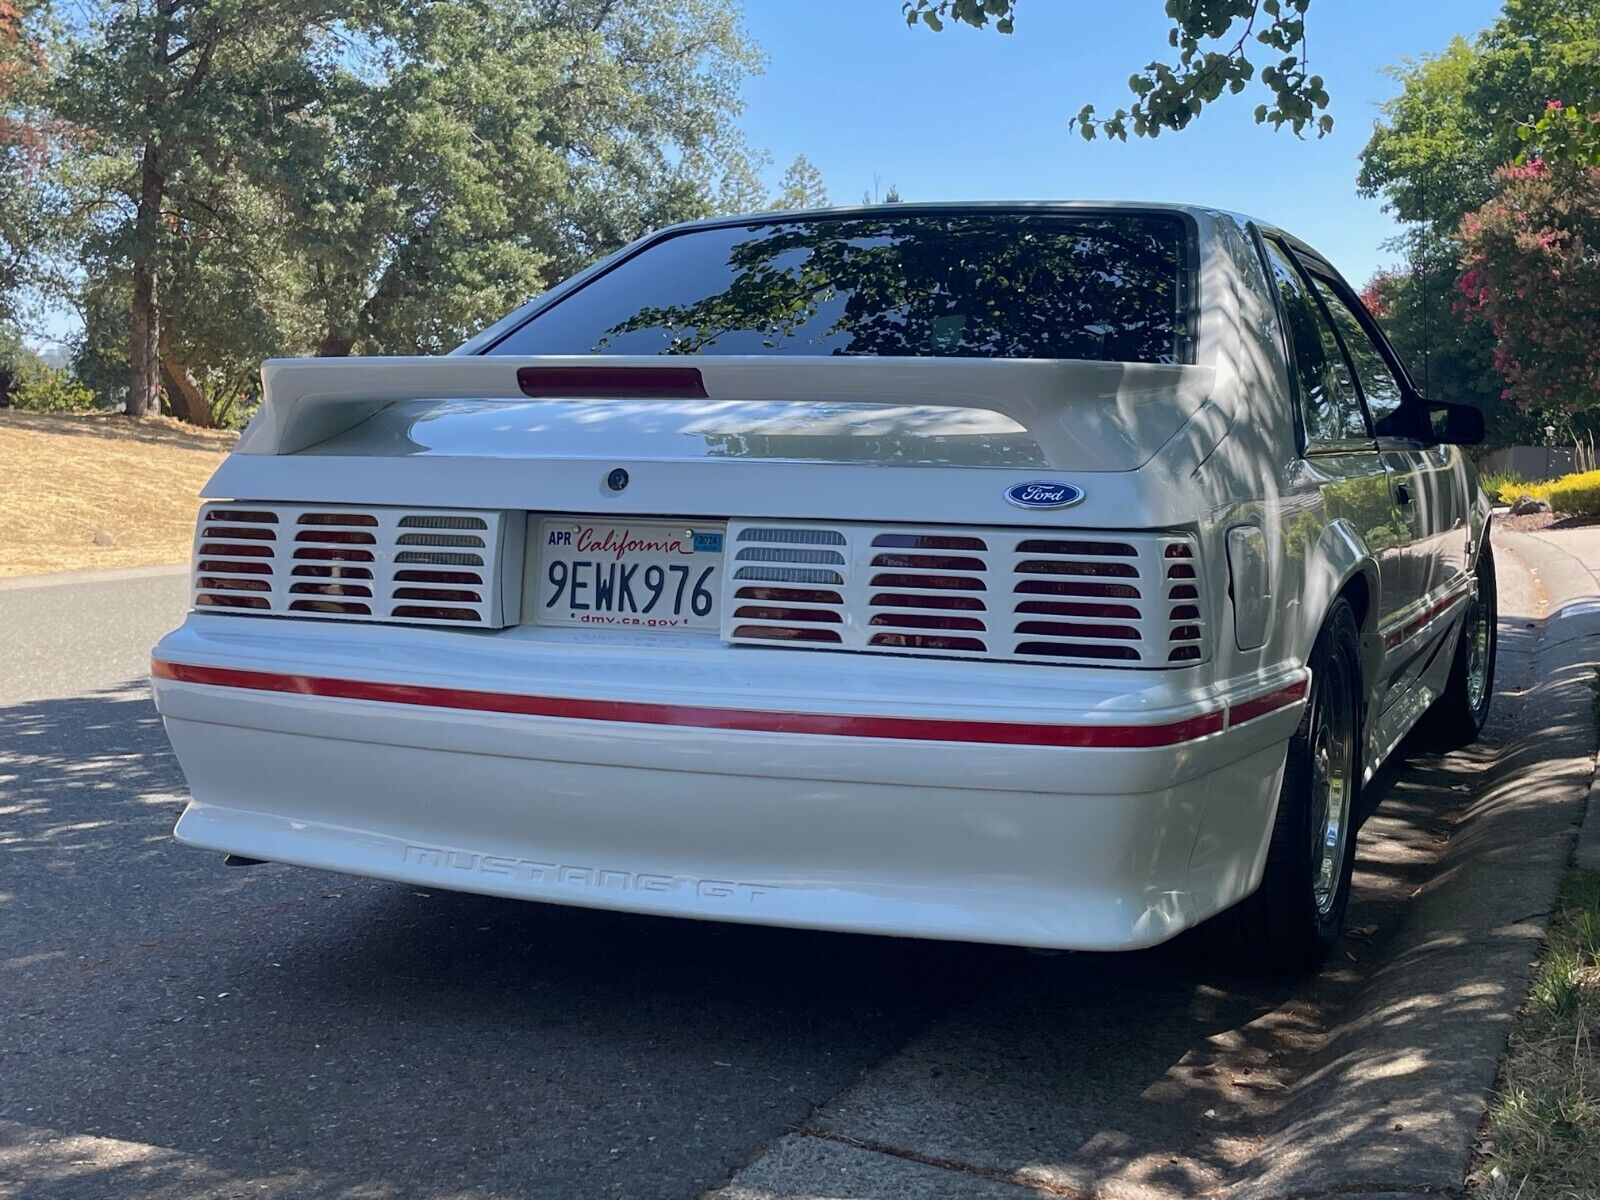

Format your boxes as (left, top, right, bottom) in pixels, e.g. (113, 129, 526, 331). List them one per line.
(1203, 598, 1364, 975)
(1413, 542, 1497, 750)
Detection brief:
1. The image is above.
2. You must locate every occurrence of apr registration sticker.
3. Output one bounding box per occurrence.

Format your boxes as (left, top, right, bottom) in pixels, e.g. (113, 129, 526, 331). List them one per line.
(533, 519, 726, 631)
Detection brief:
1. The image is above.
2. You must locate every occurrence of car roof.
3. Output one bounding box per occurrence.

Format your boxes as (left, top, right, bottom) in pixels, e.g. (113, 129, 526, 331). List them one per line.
(652, 198, 1256, 232)
(644, 200, 1340, 267)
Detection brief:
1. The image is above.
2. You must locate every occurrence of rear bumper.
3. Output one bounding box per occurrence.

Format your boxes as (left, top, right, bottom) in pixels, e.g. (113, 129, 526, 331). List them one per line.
(152, 615, 1306, 950)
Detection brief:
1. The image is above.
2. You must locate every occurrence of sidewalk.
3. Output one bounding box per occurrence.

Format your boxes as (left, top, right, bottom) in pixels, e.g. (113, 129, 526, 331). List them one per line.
(1515, 523, 1600, 873)
(1522, 523, 1600, 591)
(713, 529, 1600, 1200)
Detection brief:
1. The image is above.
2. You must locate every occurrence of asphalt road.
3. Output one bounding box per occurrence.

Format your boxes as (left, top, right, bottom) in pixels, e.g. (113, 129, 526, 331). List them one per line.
(1, 542, 1595, 1200)
(0, 567, 188, 706)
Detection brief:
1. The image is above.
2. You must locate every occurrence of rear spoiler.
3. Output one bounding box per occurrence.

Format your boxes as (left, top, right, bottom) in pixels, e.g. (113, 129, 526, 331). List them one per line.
(239, 355, 1219, 469)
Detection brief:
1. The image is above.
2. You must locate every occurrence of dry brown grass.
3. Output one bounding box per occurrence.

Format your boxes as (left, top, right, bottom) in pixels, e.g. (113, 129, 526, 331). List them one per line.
(0, 409, 235, 577)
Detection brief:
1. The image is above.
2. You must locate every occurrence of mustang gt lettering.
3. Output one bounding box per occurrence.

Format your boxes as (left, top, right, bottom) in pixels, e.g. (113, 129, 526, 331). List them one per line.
(401, 846, 775, 903)
(152, 202, 1494, 973)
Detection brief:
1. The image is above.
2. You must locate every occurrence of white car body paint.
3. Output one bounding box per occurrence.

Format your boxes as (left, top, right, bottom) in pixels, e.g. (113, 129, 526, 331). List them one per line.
(151, 201, 1488, 950)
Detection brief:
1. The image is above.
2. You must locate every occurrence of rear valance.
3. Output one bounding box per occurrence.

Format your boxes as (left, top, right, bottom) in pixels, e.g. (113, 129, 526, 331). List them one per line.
(239, 355, 1218, 471)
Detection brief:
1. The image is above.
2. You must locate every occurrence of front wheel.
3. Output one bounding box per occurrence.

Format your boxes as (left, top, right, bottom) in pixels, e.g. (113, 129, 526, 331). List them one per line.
(1203, 599, 1364, 974)
(1414, 542, 1497, 749)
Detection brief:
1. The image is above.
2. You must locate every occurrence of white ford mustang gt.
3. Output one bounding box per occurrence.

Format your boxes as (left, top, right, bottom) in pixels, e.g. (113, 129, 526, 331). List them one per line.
(151, 202, 1495, 971)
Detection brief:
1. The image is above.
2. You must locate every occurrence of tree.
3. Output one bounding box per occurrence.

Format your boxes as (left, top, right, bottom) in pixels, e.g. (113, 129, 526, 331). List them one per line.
(1359, 40, 1492, 236)
(1361, 266, 1522, 439)
(859, 176, 901, 204)
(1360, 2, 1600, 232)
(1358, 1, 1600, 438)
(286, 0, 765, 357)
(902, 0, 1331, 138)
(49, 0, 767, 422)
(52, 0, 354, 419)
(1459, 137, 1600, 415)
(0, 0, 52, 326)
(774, 154, 827, 210)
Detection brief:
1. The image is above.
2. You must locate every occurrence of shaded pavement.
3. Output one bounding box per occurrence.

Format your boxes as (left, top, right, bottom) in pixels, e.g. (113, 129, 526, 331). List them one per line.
(2, 533, 1597, 1199)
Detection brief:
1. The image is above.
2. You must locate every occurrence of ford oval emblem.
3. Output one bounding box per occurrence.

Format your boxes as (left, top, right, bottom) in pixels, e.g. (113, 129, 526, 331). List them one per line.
(1005, 480, 1084, 510)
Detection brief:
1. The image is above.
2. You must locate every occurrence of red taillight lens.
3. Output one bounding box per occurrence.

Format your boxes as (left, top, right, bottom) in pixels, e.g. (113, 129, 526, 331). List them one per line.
(869, 613, 984, 631)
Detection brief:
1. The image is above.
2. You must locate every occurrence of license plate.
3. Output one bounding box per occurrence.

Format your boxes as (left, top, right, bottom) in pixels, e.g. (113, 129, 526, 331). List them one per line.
(532, 519, 725, 632)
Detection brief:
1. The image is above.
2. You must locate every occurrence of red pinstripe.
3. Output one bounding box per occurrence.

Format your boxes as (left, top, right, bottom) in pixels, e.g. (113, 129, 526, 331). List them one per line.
(151, 660, 1307, 748)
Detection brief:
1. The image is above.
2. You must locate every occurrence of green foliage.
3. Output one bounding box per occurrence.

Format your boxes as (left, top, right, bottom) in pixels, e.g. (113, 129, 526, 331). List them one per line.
(0, 0, 56, 325)
(1478, 469, 1539, 504)
(46, 0, 371, 418)
(1459, 159, 1600, 415)
(41, 0, 771, 420)
(12, 362, 96, 411)
(1487, 464, 1600, 513)
(903, 0, 1331, 139)
(288, 0, 766, 356)
(1544, 469, 1600, 516)
(773, 155, 829, 210)
(1516, 99, 1600, 167)
(1477, 870, 1600, 1197)
(0, 329, 98, 411)
(1359, 39, 1495, 234)
(1359, 5, 1599, 226)
(1359, 2, 1600, 442)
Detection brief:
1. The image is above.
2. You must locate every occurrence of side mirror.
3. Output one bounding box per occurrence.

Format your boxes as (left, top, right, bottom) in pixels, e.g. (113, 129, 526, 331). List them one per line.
(1428, 400, 1485, 446)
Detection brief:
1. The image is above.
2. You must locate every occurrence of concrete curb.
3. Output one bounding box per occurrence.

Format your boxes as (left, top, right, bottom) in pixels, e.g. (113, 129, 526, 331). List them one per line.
(709, 584, 1600, 1200)
(0, 562, 187, 592)
(1503, 527, 1600, 875)
(1576, 720, 1600, 876)
(1236, 601, 1600, 1199)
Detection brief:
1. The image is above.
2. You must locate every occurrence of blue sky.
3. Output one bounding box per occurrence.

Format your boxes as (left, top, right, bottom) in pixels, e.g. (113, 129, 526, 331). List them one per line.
(30, 1, 1507, 354)
(738, 0, 1503, 286)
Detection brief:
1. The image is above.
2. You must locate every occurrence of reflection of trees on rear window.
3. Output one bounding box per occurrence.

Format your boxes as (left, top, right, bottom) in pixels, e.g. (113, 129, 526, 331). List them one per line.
(487, 214, 1192, 363)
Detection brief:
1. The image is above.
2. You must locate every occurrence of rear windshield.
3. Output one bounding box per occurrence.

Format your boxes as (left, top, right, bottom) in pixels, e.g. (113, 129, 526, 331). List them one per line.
(484, 212, 1193, 364)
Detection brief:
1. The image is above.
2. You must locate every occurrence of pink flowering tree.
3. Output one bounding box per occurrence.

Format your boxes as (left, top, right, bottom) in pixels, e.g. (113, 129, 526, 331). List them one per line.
(1457, 103, 1600, 414)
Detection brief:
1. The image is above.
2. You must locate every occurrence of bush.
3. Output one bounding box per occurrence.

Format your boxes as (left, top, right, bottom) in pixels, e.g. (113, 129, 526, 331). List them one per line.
(1481, 470, 1547, 505)
(1459, 155, 1600, 415)
(1545, 469, 1600, 516)
(12, 365, 99, 414)
(1, 332, 102, 414)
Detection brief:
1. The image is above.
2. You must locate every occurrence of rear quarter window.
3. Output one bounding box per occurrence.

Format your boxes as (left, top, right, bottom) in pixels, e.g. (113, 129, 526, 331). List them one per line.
(484, 212, 1194, 364)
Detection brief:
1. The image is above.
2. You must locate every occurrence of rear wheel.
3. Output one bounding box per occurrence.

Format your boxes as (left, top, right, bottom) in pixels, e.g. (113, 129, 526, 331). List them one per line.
(1204, 599, 1363, 974)
(1414, 543, 1497, 749)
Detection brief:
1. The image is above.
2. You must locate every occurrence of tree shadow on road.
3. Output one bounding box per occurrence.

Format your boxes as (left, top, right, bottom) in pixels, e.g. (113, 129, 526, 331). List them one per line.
(1, 682, 1012, 1199)
(0, 613, 1590, 1200)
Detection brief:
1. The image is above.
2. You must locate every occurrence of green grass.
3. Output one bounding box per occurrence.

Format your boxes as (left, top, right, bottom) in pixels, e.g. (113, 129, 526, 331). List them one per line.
(1475, 871, 1600, 1198)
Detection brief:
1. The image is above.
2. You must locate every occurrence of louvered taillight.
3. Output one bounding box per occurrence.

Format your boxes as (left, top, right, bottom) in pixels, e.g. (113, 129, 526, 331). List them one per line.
(192, 503, 521, 627)
(729, 527, 847, 644)
(723, 521, 1206, 669)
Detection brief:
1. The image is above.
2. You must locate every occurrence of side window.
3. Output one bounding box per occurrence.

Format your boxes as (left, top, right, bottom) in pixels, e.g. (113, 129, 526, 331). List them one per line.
(1308, 275, 1407, 434)
(1261, 238, 1370, 447)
